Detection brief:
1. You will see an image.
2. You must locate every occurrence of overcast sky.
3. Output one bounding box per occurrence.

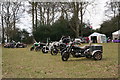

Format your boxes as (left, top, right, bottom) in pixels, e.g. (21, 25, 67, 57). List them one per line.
(16, 0, 110, 33)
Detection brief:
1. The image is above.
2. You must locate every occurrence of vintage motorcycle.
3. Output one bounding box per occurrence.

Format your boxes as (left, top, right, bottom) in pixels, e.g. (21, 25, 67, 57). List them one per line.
(50, 38, 71, 55)
(61, 41, 103, 61)
(42, 42, 53, 53)
(30, 42, 46, 51)
(50, 42, 67, 55)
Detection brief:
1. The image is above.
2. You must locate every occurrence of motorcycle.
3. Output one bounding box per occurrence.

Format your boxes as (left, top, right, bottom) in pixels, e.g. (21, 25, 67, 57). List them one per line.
(30, 45, 34, 51)
(35, 43, 46, 52)
(49, 41, 59, 55)
(61, 41, 103, 61)
(15, 43, 27, 48)
(50, 37, 71, 55)
(30, 42, 39, 51)
(50, 42, 69, 55)
(30, 42, 46, 51)
(41, 41, 65, 54)
(42, 43, 52, 53)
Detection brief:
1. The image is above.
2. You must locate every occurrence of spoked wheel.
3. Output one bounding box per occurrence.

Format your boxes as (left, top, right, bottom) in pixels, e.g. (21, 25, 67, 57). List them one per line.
(62, 52, 70, 61)
(35, 47, 41, 52)
(42, 47, 48, 53)
(60, 49, 66, 56)
(93, 52, 102, 60)
(30, 47, 34, 51)
(51, 48, 59, 55)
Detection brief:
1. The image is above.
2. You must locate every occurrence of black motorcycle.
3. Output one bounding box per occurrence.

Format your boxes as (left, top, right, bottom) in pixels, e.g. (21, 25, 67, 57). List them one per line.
(50, 42, 70, 55)
(50, 44, 60, 55)
(61, 41, 103, 61)
(51, 38, 71, 55)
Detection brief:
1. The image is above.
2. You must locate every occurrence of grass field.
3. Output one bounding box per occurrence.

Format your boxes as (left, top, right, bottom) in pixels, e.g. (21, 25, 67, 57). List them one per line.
(2, 43, 119, 78)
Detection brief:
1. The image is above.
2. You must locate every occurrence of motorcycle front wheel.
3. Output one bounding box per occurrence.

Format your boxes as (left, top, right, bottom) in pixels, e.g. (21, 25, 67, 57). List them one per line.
(42, 47, 48, 53)
(62, 52, 70, 61)
(51, 48, 59, 55)
(30, 47, 34, 51)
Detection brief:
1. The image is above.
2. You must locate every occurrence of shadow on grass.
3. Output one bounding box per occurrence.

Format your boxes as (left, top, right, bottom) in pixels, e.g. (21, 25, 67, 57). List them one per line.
(67, 57, 108, 62)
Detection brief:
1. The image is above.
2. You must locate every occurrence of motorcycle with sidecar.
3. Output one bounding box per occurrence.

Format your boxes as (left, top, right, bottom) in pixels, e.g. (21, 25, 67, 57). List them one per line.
(61, 41, 103, 61)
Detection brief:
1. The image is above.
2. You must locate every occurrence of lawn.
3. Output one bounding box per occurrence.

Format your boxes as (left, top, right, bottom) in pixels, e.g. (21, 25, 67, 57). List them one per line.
(2, 43, 119, 78)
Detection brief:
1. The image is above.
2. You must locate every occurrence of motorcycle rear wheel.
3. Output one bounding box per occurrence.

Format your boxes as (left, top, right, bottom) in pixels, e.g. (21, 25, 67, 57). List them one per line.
(35, 47, 40, 52)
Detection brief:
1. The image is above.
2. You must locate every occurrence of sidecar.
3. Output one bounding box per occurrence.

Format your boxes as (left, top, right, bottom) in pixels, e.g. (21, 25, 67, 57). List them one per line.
(89, 44, 103, 60)
(61, 41, 103, 61)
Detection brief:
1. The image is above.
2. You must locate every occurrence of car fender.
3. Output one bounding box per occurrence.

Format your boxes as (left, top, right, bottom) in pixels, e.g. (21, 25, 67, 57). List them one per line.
(92, 50, 102, 56)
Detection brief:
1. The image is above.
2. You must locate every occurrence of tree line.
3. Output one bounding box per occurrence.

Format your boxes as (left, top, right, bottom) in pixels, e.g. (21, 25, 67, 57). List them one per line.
(0, 1, 119, 43)
(30, 2, 94, 42)
(99, 1, 120, 37)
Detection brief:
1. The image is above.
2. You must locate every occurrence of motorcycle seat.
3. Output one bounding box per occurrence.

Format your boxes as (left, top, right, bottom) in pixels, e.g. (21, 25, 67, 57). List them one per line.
(79, 45, 90, 49)
(80, 46, 86, 49)
(73, 45, 85, 50)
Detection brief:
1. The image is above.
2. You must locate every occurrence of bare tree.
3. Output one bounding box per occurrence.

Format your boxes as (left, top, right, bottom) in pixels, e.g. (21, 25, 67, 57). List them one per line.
(61, 2, 93, 37)
(35, 2, 38, 28)
(31, 2, 35, 31)
(1, 3, 5, 43)
(29, 1, 94, 37)
(12, 2, 21, 30)
(105, 0, 119, 18)
(1, 2, 22, 42)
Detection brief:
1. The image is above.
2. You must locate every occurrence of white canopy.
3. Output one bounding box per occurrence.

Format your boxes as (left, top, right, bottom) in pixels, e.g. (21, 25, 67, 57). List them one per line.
(112, 30, 120, 40)
(89, 32, 102, 36)
(89, 32, 107, 43)
(89, 32, 106, 37)
(112, 30, 120, 35)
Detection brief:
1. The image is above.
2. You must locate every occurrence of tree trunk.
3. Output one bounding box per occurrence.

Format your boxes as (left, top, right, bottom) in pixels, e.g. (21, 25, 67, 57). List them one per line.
(73, 2, 79, 38)
(118, 2, 120, 30)
(47, 7, 50, 25)
(65, 2, 80, 37)
(76, 2, 80, 38)
(60, 7, 64, 20)
(52, 4, 55, 24)
(6, 2, 10, 42)
(1, 4, 5, 43)
(35, 2, 37, 29)
(32, 2, 35, 32)
(39, 6, 43, 25)
(80, 2, 83, 37)
(13, 11, 16, 30)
